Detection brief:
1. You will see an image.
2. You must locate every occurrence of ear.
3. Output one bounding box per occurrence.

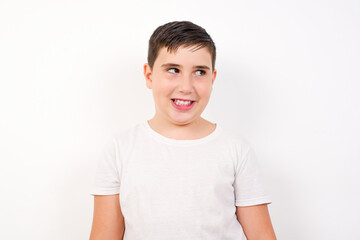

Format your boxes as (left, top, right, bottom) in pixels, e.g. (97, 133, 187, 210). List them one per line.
(211, 69, 217, 86)
(144, 63, 153, 89)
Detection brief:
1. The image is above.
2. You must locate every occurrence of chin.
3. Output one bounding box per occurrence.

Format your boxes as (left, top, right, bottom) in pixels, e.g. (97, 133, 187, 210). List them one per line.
(170, 116, 199, 126)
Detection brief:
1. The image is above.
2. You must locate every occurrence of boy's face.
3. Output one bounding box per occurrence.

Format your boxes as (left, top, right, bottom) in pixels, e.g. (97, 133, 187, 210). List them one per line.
(144, 45, 216, 127)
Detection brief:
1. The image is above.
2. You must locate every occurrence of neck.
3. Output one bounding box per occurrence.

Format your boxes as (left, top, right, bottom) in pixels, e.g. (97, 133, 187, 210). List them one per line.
(147, 117, 216, 140)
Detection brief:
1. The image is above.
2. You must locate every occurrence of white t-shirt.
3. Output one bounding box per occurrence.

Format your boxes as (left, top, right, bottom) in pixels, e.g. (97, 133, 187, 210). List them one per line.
(90, 121, 271, 240)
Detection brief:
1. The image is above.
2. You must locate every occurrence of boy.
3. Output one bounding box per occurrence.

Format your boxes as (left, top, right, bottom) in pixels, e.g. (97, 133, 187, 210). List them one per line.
(90, 21, 276, 240)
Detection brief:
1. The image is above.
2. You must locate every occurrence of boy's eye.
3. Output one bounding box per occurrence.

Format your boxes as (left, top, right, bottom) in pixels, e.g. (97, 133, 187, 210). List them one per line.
(167, 68, 179, 74)
(195, 70, 206, 76)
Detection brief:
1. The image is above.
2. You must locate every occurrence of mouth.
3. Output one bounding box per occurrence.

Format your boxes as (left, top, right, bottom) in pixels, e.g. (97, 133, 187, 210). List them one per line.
(171, 98, 195, 106)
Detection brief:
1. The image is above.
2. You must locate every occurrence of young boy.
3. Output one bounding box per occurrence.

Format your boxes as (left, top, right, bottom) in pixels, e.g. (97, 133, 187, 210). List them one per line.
(90, 21, 276, 240)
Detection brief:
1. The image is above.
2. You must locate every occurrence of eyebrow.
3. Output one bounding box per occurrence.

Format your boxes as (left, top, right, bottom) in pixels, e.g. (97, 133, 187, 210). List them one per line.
(161, 63, 181, 68)
(160, 63, 210, 70)
(194, 65, 211, 70)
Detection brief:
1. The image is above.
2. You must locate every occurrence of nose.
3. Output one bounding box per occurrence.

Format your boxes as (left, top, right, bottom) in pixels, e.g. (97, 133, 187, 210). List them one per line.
(178, 73, 193, 94)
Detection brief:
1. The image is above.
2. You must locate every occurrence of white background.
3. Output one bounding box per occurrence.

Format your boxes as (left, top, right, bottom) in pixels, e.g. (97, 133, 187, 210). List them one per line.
(1, 0, 359, 239)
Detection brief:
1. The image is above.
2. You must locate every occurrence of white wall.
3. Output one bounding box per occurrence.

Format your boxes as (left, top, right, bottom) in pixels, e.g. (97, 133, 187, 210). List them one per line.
(1, 0, 359, 239)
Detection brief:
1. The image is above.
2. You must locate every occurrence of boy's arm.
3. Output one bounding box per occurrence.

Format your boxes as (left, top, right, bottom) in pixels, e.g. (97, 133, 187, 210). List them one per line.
(90, 194, 125, 240)
(236, 204, 276, 240)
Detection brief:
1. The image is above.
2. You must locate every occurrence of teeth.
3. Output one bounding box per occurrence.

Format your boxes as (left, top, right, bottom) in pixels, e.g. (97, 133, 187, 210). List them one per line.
(174, 99, 192, 106)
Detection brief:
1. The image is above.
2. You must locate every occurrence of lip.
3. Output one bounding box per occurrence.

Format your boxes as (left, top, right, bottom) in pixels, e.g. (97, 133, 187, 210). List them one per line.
(171, 99, 195, 111)
(171, 98, 195, 101)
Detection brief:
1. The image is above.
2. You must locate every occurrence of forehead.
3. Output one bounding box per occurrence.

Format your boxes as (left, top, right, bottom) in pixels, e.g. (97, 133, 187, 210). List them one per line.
(155, 45, 212, 68)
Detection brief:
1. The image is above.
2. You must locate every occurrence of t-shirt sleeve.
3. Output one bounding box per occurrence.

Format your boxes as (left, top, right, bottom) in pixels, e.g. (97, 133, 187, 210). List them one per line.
(90, 138, 121, 195)
(234, 143, 272, 206)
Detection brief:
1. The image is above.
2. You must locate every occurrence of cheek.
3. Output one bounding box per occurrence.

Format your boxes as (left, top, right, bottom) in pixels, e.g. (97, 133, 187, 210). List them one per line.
(196, 83, 213, 98)
(153, 80, 174, 96)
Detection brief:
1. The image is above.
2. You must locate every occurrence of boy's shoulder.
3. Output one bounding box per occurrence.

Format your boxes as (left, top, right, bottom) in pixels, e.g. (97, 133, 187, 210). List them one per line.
(110, 121, 253, 152)
(111, 122, 144, 142)
(219, 125, 253, 149)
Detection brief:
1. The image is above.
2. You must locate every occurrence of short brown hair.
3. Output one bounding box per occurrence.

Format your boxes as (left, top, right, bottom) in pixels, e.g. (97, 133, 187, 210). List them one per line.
(147, 21, 216, 71)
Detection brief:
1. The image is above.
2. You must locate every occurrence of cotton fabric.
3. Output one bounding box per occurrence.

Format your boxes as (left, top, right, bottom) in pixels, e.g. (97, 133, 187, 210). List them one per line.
(91, 121, 271, 239)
